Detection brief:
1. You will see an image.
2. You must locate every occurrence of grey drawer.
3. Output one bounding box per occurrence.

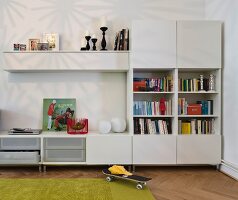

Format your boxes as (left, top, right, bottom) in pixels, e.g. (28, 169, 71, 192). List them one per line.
(0, 152, 40, 164)
(44, 150, 85, 162)
(44, 138, 85, 150)
(0, 138, 40, 150)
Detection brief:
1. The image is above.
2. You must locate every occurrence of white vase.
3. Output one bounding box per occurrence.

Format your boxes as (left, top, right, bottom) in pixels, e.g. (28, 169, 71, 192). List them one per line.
(98, 120, 111, 134)
(111, 118, 126, 133)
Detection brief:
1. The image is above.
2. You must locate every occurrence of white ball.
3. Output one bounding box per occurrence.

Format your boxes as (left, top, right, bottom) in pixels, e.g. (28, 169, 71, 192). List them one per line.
(98, 120, 111, 134)
(111, 118, 126, 133)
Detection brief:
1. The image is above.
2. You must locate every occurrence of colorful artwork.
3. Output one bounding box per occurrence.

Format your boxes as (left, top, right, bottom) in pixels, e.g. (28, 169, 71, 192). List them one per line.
(43, 98, 76, 131)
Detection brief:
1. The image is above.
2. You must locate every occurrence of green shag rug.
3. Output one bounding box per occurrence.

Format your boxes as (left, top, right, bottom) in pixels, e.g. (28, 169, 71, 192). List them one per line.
(0, 178, 155, 200)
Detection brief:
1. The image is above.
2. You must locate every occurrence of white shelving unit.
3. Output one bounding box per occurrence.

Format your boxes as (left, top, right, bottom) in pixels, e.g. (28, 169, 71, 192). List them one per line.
(0, 19, 222, 168)
(131, 20, 222, 166)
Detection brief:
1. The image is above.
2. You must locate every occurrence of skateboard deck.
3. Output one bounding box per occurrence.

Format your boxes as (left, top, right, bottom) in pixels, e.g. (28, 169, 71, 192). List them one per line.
(102, 169, 151, 189)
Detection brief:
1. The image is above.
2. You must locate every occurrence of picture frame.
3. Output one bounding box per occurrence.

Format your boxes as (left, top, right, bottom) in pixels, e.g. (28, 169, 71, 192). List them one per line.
(43, 33, 59, 51)
(37, 42, 49, 51)
(29, 39, 40, 51)
(19, 44, 27, 51)
(43, 98, 76, 131)
(13, 44, 20, 51)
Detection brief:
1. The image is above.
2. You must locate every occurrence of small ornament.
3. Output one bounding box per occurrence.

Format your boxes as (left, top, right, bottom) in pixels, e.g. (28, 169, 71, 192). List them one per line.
(159, 98, 166, 115)
(111, 118, 126, 133)
(100, 27, 108, 50)
(91, 34, 97, 51)
(199, 75, 205, 91)
(209, 74, 215, 91)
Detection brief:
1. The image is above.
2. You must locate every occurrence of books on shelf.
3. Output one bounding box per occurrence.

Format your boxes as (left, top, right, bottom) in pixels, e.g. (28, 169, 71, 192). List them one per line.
(133, 76, 173, 92)
(178, 119, 215, 134)
(134, 100, 172, 116)
(134, 118, 171, 135)
(114, 28, 129, 51)
(178, 98, 213, 115)
(179, 78, 209, 92)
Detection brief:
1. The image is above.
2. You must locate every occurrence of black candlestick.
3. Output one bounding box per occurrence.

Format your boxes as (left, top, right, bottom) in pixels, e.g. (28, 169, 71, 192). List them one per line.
(85, 36, 91, 50)
(91, 38, 97, 51)
(100, 27, 108, 51)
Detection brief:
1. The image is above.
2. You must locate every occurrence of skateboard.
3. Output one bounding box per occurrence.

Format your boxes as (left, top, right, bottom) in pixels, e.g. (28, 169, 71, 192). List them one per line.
(102, 169, 151, 190)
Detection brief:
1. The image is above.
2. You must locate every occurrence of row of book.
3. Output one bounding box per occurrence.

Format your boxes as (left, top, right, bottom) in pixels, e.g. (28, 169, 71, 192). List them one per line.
(178, 98, 213, 115)
(134, 118, 172, 135)
(178, 119, 215, 134)
(133, 76, 173, 92)
(133, 100, 172, 116)
(114, 28, 129, 51)
(178, 78, 210, 92)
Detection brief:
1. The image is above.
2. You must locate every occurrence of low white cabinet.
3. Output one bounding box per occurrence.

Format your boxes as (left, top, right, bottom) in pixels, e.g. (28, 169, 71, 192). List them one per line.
(86, 135, 132, 165)
(133, 135, 177, 165)
(177, 135, 221, 165)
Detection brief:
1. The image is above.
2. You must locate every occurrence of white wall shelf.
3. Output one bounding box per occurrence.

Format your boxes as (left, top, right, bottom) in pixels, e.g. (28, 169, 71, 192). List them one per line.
(178, 115, 219, 118)
(178, 91, 219, 94)
(133, 92, 174, 94)
(3, 51, 129, 72)
(133, 115, 174, 118)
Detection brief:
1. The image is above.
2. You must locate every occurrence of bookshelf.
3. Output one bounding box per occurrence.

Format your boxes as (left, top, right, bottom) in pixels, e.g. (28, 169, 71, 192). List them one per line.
(131, 20, 222, 165)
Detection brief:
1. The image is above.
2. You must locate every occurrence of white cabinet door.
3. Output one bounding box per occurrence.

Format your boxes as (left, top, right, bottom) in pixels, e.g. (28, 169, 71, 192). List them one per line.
(177, 135, 221, 164)
(131, 20, 176, 68)
(86, 135, 132, 165)
(177, 21, 221, 68)
(133, 135, 176, 164)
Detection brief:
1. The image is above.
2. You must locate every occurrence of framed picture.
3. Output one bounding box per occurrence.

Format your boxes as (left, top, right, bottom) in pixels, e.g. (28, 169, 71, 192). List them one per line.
(13, 44, 20, 51)
(19, 44, 27, 51)
(37, 42, 49, 51)
(43, 98, 76, 131)
(43, 33, 59, 51)
(29, 39, 40, 51)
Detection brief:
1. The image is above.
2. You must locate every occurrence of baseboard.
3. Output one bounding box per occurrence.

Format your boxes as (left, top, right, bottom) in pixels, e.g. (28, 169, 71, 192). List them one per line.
(220, 160, 238, 181)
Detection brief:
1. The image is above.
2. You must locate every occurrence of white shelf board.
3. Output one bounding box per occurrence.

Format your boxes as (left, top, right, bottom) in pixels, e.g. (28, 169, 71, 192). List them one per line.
(133, 115, 174, 118)
(178, 134, 220, 136)
(133, 91, 174, 94)
(3, 51, 129, 72)
(0, 131, 131, 138)
(3, 50, 130, 53)
(178, 115, 219, 118)
(133, 134, 174, 136)
(178, 91, 219, 94)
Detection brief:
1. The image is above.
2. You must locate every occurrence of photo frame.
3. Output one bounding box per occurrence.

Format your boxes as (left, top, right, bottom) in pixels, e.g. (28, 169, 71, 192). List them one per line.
(43, 33, 59, 51)
(19, 44, 27, 51)
(37, 42, 49, 51)
(43, 98, 76, 131)
(29, 39, 40, 51)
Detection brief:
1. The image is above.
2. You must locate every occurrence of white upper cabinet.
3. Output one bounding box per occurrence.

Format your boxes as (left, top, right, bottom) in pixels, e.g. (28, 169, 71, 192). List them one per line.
(131, 20, 176, 69)
(177, 21, 222, 68)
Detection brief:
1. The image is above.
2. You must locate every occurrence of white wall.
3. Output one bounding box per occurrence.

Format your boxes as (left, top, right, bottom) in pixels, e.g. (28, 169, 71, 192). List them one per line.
(206, 0, 238, 176)
(0, 0, 205, 130)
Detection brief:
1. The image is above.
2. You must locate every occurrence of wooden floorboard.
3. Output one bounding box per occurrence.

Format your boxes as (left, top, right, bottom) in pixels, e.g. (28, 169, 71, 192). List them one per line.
(0, 166, 237, 200)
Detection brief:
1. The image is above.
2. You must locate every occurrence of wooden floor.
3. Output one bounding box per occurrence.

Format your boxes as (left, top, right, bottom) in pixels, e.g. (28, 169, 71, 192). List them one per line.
(0, 166, 237, 200)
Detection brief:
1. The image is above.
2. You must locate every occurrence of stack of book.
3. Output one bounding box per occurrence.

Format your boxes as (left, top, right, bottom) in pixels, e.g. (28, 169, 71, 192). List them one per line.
(134, 100, 172, 116)
(134, 118, 171, 134)
(178, 98, 213, 115)
(179, 78, 209, 91)
(133, 76, 173, 92)
(114, 28, 129, 50)
(178, 119, 215, 134)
